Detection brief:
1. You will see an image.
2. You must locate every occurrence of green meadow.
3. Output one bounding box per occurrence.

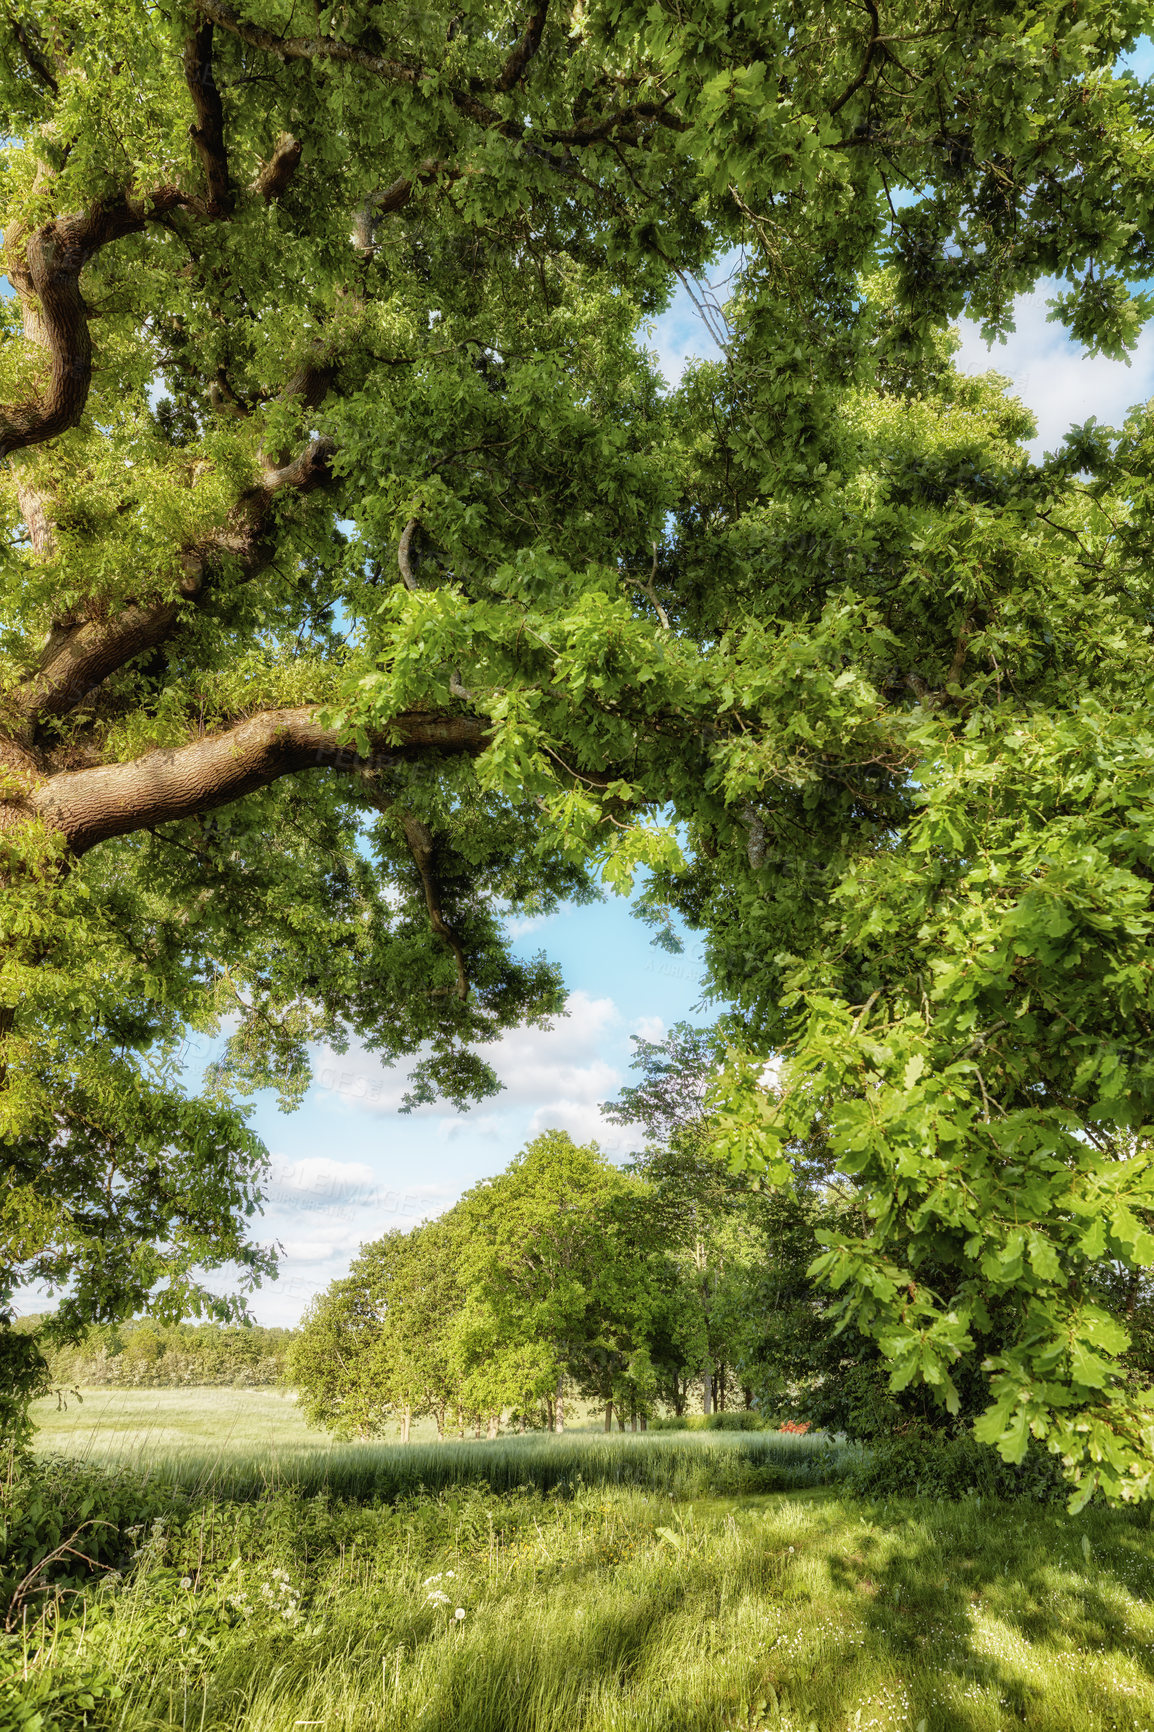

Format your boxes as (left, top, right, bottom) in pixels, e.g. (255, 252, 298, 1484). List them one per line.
(2, 1389, 1153, 1732)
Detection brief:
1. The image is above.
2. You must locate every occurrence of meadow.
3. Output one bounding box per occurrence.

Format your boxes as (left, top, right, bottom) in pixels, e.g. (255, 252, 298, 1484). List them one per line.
(3, 1390, 1154, 1732)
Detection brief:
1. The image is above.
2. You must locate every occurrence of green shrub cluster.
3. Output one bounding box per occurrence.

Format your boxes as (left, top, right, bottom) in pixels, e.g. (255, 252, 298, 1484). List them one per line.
(0, 1453, 188, 1612)
(847, 1433, 1071, 1504)
(649, 1412, 769, 1433)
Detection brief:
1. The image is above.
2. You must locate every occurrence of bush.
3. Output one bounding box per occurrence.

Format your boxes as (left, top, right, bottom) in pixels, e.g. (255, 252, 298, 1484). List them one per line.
(847, 1433, 1070, 1504)
(650, 1412, 768, 1433)
(0, 1452, 189, 1618)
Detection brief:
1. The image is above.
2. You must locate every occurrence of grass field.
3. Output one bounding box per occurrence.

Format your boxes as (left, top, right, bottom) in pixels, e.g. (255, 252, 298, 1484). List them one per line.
(5, 1389, 1154, 1731)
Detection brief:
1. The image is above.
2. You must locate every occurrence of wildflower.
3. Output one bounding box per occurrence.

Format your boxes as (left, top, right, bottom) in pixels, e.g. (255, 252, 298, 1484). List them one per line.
(180, 1577, 193, 1590)
(455, 1608, 466, 1620)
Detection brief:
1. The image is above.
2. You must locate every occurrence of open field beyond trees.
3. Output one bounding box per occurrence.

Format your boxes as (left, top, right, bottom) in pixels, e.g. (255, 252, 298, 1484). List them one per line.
(2, 1392, 1154, 1732)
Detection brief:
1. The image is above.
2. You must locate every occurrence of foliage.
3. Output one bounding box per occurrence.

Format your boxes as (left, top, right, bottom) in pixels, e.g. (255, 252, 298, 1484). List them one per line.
(847, 1434, 1070, 1505)
(649, 1412, 768, 1432)
(4, 0, 1154, 1496)
(0, 1318, 51, 1457)
(0, 1451, 187, 1613)
(40, 1318, 295, 1389)
(292, 1131, 703, 1436)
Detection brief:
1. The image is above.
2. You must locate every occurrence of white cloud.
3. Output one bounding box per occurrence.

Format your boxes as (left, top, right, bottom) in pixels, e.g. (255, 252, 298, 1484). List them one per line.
(955, 288, 1154, 458)
(505, 911, 553, 938)
(313, 990, 623, 1119)
(527, 1098, 636, 1154)
(306, 990, 640, 1160)
(631, 1015, 665, 1043)
(274, 1156, 376, 1199)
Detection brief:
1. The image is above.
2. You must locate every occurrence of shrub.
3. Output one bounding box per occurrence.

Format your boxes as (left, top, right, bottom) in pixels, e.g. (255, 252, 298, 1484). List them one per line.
(650, 1412, 768, 1433)
(847, 1433, 1070, 1504)
(0, 1452, 188, 1619)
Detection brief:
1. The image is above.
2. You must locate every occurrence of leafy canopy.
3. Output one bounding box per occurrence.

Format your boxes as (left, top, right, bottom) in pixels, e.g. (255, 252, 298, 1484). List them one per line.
(3, 0, 1154, 1496)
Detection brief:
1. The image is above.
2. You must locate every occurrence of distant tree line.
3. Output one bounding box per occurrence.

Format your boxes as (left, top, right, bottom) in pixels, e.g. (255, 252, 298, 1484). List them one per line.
(290, 1028, 848, 1440)
(25, 1318, 295, 1389)
(293, 1026, 1154, 1446)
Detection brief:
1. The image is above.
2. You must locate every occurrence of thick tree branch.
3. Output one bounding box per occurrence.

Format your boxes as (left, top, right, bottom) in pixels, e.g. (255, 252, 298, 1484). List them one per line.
(197, 0, 680, 143)
(183, 21, 233, 215)
(496, 4, 549, 93)
(397, 517, 419, 591)
(254, 133, 302, 201)
(828, 0, 884, 118)
(7, 10, 58, 94)
(0, 191, 189, 461)
(29, 707, 490, 855)
(400, 813, 471, 999)
(12, 436, 336, 726)
(196, 1, 426, 94)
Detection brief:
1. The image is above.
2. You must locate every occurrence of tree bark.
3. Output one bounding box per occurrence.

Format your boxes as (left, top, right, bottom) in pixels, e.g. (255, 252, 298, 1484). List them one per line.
(400, 1404, 411, 1443)
(554, 1373, 564, 1433)
(18, 708, 488, 856)
(604, 1401, 613, 1432)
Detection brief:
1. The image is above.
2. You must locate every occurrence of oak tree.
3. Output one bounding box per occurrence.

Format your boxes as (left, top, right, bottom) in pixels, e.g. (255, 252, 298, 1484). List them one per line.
(4, 0, 1154, 1495)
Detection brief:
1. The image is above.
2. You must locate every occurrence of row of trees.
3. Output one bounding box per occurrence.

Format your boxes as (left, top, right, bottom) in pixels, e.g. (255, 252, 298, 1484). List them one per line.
(294, 1026, 1154, 1447)
(290, 1126, 728, 1439)
(33, 1319, 294, 1389)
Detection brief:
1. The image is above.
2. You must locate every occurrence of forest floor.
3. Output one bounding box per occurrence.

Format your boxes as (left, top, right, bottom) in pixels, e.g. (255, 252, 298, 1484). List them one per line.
(4, 1394, 1154, 1732)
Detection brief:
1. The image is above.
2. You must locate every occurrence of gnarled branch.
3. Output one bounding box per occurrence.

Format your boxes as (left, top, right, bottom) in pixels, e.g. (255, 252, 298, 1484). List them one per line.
(496, 4, 549, 93)
(184, 21, 233, 215)
(0, 189, 189, 461)
(30, 707, 490, 855)
(13, 436, 336, 726)
(400, 812, 471, 1000)
(254, 133, 302, 201)
(397, 517, 419, 591)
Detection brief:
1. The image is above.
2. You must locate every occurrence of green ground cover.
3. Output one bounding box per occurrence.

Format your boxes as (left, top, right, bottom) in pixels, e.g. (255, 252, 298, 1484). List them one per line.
(5, 1392, 1154, 1732)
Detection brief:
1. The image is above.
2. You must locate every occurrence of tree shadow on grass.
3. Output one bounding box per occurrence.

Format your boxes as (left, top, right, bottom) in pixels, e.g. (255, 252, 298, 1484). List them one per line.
(823, 1496, 1154, 1731)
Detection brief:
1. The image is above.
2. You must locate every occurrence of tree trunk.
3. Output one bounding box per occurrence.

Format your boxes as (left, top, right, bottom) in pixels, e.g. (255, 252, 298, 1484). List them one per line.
(630, 1412, 637, 1432)
(640, 1415, 647, 1432)
(400, 1405, 411, 1444)
(604, 1401, 613, 1432)
(703, 1368, 713, 1416)
(436, 1409, 445, 1441)
(487, 1413, 498, 1440)
(554, 1373, 564, 1433)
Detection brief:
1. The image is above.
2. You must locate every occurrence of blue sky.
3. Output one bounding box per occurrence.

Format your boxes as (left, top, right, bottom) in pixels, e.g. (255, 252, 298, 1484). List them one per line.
(227, 896, 710, 1323)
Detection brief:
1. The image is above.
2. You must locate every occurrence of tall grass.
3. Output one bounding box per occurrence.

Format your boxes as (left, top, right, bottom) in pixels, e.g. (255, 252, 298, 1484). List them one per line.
(108, 1426, 859, 1503)
(8, 1412, 1154, 1731)
(7, 1470, 1154, 1732)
